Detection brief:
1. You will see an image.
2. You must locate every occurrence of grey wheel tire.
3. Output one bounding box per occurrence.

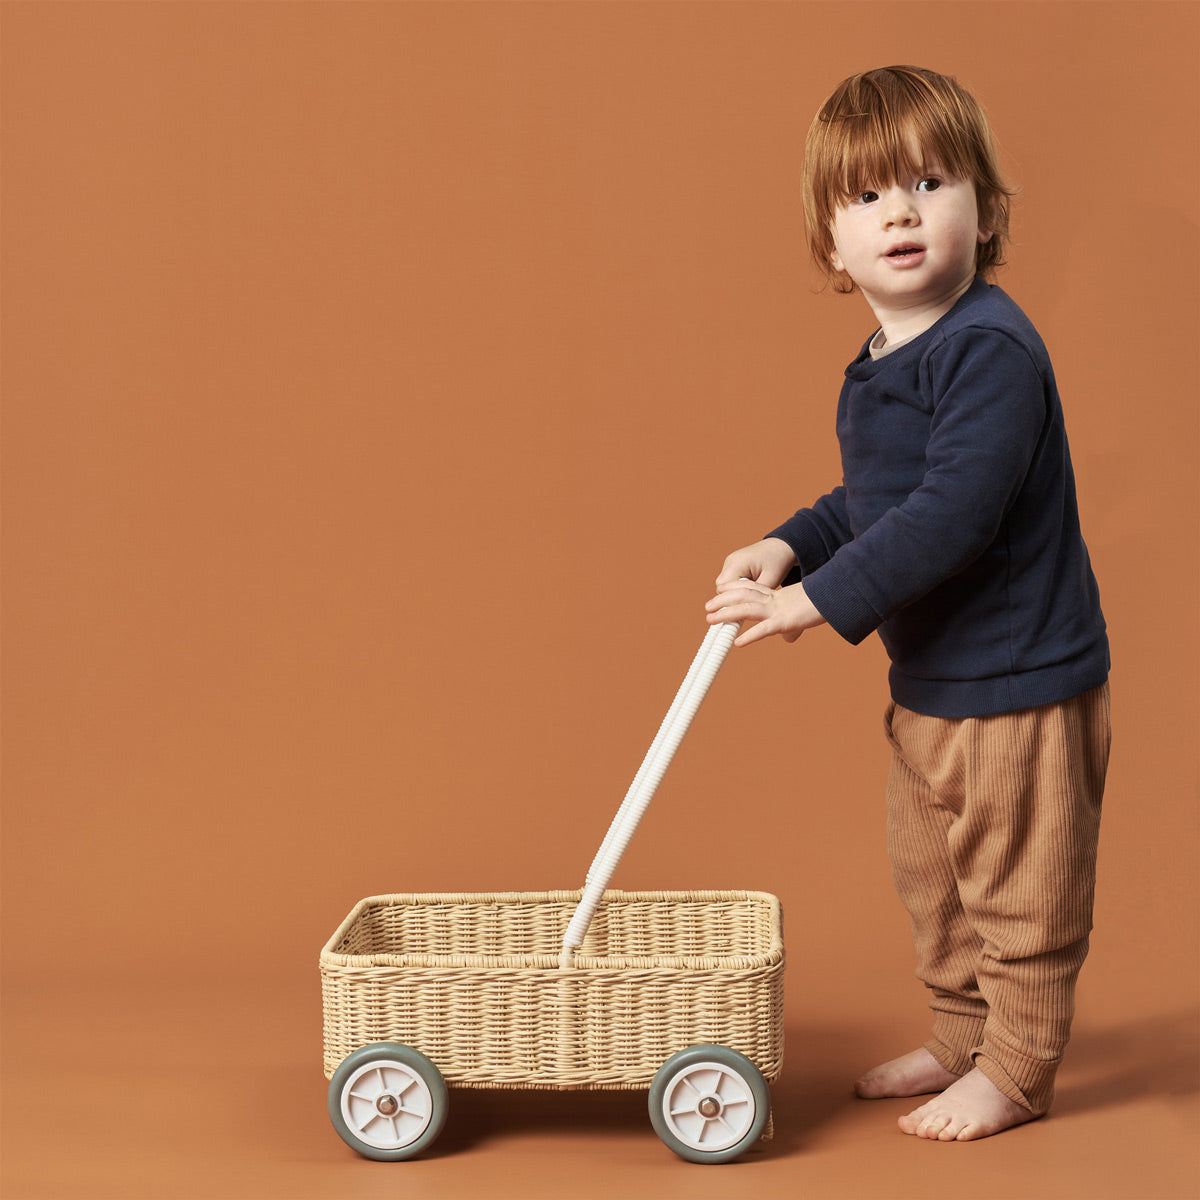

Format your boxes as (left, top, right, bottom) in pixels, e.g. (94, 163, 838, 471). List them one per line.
(328, 1043, 448, 1161)
(649, 1044, 770, 1163)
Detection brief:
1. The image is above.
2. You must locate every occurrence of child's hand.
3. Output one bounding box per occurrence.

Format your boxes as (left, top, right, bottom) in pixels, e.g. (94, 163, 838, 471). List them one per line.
(715, 538, 797, 591)
(705, 578, 827, 647)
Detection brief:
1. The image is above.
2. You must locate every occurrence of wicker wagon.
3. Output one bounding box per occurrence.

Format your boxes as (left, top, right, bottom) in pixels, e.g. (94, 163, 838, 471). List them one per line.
(320, 624, 786, 1163)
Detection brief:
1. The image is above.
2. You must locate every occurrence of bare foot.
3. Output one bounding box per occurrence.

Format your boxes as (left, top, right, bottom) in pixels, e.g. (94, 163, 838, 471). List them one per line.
(898, 1068, 1039, 1141)
(855, 1047, 961, 1099)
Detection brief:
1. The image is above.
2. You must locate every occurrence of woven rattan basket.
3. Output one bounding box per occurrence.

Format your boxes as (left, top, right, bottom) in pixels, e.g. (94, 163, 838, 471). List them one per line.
(321, 887, 784, 1089)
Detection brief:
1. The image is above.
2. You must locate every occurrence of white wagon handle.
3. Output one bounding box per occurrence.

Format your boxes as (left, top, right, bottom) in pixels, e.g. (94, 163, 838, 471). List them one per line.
(559, 618, 741, 968)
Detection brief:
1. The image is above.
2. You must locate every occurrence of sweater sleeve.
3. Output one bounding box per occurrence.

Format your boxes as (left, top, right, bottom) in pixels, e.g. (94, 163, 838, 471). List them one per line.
(802, 328, 1049, 645)
(766, 485, 855, 575)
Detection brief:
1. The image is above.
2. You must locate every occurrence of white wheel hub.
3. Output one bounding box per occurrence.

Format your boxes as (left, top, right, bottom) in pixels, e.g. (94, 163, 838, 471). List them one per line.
(339, 1059, 434, 1151)
(659, 1060, 757, 1152)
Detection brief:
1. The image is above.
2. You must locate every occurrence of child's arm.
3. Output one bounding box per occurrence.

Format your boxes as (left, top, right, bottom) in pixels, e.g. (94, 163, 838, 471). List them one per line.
(801, 330, 1048, 647)
(706, 489, 850, 647)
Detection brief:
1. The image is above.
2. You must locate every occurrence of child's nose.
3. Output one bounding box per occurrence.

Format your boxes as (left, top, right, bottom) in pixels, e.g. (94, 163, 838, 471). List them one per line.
(882, 189, 919, 228)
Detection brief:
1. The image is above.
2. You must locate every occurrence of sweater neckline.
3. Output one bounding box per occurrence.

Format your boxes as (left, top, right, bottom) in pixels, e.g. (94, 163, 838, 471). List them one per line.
(846, 276, 991, 380)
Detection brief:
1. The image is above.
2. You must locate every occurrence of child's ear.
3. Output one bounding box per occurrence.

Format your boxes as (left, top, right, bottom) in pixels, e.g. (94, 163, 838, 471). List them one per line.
(977, 192, 999, 244)
(830, 246, 845, 273)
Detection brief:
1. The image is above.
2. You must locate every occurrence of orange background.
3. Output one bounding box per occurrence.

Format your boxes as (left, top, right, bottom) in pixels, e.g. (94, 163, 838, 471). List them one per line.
(3, 3, 1197, 1198)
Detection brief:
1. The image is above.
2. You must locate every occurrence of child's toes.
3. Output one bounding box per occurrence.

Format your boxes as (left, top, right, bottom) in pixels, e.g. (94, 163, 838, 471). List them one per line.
(919, 1113, 953, 1140)
(937, 1118, 965, 1141)
(899, 1101, 942, 1137)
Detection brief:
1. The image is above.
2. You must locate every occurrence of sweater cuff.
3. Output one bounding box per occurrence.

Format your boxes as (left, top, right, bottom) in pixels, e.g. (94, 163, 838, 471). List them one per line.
(800, 564, 882, 646)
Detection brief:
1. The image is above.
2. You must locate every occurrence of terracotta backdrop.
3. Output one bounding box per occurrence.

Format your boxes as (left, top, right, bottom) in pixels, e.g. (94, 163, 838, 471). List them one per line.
(3, 2, 1197, 1198)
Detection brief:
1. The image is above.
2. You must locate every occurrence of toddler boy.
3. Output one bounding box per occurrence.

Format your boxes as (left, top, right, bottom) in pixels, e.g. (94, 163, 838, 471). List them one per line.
(706, 65, 1111, 1141)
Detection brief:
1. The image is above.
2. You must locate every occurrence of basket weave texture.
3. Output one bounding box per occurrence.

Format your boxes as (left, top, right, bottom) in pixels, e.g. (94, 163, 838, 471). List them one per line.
(321, 889, 784, 1090)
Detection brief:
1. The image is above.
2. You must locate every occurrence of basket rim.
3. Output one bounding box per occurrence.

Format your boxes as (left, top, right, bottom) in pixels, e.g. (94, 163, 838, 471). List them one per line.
(320, 888, 784, 972)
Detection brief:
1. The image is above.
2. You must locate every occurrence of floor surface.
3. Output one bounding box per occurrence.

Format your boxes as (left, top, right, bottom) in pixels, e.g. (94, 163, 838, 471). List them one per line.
(3, 979, 1196, 1200)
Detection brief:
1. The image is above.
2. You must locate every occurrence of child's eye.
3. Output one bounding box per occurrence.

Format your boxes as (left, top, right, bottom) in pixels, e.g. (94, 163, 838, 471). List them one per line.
(916, 178, 942, 192)
(855, 190, 880, 205)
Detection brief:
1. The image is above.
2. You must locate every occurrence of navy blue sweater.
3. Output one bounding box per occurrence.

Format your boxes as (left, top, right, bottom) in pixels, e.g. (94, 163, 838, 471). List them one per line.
(769, 277, 1109, 718)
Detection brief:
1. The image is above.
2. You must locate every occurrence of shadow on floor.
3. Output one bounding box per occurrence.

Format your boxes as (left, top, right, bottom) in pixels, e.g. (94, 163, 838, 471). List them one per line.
(426, 1022, 869, 1160)
(1053, 1007, 1200, 1115)
(431, 1087, 648, 1157)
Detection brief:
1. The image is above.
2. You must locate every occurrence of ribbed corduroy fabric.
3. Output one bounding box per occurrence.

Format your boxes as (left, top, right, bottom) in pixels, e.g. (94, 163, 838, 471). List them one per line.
(884, 683, 1111, 1114)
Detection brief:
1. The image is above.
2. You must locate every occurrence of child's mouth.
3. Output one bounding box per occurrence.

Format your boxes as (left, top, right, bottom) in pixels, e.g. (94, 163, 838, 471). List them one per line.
(885, 244, 927, 267)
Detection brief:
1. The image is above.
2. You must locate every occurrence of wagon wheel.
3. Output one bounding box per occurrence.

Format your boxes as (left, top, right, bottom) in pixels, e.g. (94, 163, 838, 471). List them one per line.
(327, 1043, 448, 1161)
(648, 1045, 770, 1164)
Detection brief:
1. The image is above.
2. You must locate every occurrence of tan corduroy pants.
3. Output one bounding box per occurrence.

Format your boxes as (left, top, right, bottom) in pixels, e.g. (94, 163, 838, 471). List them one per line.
(884, 683, 1111, 1114)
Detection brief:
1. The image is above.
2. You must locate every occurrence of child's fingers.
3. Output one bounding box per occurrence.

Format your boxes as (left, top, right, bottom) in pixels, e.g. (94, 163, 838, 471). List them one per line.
(734, 617, 780, 647)
(706, 603, 756, 629)
(706, 582, 772, 609)
(706, 593, 772, 629)
(716, 558, 762, 587)
(705, 604, 763, 628)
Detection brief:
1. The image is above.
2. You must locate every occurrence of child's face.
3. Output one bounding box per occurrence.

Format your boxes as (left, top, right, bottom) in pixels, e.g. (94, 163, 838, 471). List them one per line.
(829, 164, 991, 323)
